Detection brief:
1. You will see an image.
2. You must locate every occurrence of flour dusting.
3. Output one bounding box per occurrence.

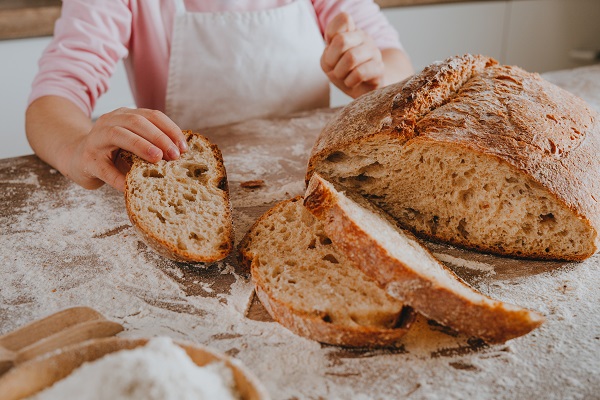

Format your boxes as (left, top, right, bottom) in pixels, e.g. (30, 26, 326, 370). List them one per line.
(434, 252, 496, 274)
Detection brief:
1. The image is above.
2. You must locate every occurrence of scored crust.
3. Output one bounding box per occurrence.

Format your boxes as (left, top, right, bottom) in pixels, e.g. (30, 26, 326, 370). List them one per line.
(238, 197, 415, 347)
(124, 130, 233, 262)
(306, 54, 600, 260)
(304, 174, 545, 344)
(306, 54, 495, 180)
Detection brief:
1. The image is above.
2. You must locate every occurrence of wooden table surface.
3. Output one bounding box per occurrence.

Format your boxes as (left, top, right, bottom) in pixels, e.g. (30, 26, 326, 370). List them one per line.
(1, 66, 600, 399)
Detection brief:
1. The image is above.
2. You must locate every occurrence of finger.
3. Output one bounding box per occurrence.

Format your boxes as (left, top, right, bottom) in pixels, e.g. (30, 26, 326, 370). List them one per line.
(321, 30, 367, 72)
(126, 108, 187, 153)
(101, 125, 163, 163)
(325, 12, 355, 44)
(94, 159, 126, 192)
(112, 112, 181, 161)
(331, 42, 378, 81)
(344, 59, 385, 89)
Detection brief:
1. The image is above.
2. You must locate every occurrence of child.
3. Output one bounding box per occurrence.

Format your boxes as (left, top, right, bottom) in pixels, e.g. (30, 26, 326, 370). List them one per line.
(26, 0, 413, 192)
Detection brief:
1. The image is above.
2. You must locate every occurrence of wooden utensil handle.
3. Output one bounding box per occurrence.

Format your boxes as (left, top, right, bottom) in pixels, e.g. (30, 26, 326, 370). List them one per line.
(0, 307, 105, 351)
(14, 320, 124, 366)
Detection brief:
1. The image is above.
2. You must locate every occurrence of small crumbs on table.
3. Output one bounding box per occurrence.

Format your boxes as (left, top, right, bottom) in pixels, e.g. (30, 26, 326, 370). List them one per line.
(240, 180, 265, 189)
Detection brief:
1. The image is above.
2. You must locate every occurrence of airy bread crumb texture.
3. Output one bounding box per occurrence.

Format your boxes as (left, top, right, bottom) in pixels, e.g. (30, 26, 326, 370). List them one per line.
(316, 139, 594, 260)
(239, 197, 412, 346)
(126, 131, 232, 262)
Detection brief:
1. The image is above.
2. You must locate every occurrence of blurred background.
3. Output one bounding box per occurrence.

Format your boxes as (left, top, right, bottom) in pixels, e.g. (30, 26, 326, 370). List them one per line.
(1, 0, 600, 159)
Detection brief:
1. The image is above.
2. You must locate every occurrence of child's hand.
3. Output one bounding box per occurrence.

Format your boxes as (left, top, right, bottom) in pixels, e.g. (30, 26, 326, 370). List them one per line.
(321, 12, 385, 99)
(68, 107, 187, 192)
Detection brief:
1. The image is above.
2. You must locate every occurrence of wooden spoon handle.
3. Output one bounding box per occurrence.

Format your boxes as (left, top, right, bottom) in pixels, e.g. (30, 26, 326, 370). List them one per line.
(14, 320, 124, 366)
(0, 307, 105, 351)
(0, 346, 16, 375)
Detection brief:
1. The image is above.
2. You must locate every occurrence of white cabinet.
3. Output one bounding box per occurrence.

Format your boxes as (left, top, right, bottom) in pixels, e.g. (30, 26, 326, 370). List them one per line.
(504, 0, 600, 73)
(384, 1, 507, 72)
(383, 0, 600, 73)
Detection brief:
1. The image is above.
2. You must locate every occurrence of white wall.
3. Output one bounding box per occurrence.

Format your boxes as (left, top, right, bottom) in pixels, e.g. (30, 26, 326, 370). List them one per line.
(0, 37, 134, 159)
(385, 1, 508, 72)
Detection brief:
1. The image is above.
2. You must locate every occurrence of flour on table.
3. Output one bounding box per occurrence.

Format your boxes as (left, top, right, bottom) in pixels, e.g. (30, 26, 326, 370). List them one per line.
(28, 337, 239, 400)
(433, 252, 496, 274)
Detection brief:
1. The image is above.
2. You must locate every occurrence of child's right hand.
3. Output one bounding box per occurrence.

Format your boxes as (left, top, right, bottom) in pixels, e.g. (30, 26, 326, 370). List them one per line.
(66, 107, 187, 192)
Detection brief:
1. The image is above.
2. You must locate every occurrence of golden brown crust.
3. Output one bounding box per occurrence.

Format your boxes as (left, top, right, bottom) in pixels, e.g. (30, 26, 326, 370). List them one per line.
(306, 54, 600, 258)
(253, 281, 414, 348)
(306, 54, 496, 183)
(304, 174, 544, 344)
(124, 130, 233, 263)
(237, 197, 415, 348)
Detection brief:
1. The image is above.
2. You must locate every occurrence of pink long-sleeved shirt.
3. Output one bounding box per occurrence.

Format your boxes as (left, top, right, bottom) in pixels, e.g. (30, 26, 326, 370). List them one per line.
(29, 0, 403, 117)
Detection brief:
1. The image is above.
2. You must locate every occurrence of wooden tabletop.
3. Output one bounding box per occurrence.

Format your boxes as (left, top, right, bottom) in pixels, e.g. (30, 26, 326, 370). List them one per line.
(1, 66, 600, 398)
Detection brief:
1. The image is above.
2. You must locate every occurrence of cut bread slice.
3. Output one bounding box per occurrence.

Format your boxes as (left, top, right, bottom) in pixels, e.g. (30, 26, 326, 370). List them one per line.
(307, 54, 600, 260)
(125, 130, 233, 262)
(304, 173, 545, 344)
(238, 197, 415, 347)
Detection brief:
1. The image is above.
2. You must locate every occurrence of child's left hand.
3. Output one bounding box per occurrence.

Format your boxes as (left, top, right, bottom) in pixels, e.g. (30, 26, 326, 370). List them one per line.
(321, 12, 385, 99)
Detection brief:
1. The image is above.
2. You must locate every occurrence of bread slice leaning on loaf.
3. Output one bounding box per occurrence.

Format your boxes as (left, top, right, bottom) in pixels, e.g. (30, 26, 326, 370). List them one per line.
(304, 173, 544, 344)
(238, 197, 415, 347)
(125, 131, 233, 262)
(307, 54, 600, 261)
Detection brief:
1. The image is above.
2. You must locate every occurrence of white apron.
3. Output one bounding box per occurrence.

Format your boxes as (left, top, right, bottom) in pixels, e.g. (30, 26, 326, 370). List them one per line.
(165, 0, 330, 129)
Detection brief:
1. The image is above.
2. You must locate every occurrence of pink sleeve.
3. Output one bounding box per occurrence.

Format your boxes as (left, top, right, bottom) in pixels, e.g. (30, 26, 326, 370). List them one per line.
(28, 0, 132, 116)
(312, 0, 403, 51)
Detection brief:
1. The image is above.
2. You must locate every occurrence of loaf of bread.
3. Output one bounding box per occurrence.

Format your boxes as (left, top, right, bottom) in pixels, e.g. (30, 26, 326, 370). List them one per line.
(238, 197, 415, 347)
(307, 54, 600, 261)
(304, 173, 544, 344)
(125, 131, 233, 262)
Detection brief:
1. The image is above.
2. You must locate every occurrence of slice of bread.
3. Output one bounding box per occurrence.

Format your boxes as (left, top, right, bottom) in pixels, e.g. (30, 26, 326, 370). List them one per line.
(307, 54, 600, 260)
(238, 197, 415, 347)
(125, 131, 233, 262)
(304, 173, 545, 344)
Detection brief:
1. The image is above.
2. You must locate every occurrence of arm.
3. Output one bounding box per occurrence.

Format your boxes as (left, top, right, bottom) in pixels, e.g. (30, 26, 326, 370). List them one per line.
(26, 1, 186, 192)
(321, 13, 414, 99)
(26, 96, 186, 192)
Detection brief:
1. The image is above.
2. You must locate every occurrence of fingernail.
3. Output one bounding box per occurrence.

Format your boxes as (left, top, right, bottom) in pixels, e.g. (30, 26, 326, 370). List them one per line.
(178, 140, 188, 152)
(148, 147, 162, 159)
(167, 145, 180, 160)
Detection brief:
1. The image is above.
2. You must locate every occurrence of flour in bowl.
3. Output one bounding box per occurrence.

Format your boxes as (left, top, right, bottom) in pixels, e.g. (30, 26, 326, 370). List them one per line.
(29, 337, 239, 400)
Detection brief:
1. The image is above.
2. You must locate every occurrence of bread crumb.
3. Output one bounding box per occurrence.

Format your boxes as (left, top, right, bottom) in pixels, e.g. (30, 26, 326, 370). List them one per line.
(240, 180, 265, 189)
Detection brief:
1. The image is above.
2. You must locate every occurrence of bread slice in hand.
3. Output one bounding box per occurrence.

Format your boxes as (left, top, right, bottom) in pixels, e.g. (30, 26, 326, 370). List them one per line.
(307, 54, 600, 261)
(304, 173, 544, 344)
(238, 197, 415, 347)
(125, 131, 233, 262)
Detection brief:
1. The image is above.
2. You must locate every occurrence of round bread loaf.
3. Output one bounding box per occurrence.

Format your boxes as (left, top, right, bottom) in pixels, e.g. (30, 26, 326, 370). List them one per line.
(307, 54, 600, 261)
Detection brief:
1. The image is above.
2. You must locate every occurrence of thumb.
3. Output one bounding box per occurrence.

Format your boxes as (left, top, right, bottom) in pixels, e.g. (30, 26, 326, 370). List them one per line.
(325, 12, 356, 44)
